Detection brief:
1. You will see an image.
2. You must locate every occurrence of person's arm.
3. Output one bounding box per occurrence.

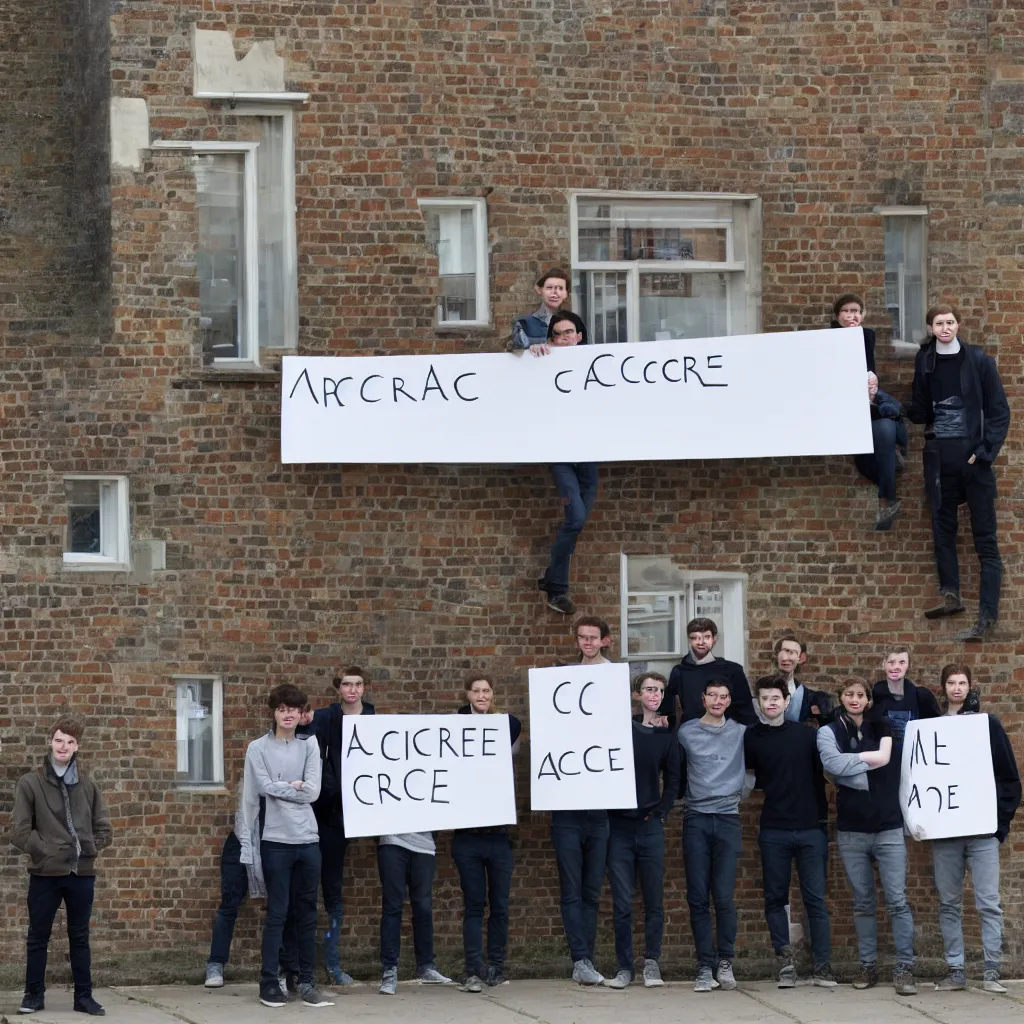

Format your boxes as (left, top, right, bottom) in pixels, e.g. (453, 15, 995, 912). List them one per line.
(874, 388, 904, 421)
(727, 667, 757, 726)
(864, 328, 876, 374)
(301, 737, 323, 803)
(657, 669, 680, 729)
(816, 725, 871, 781)
(658, 738, 681, 820)
(247, 743, 317, 803)
(976, 354, 1010, 464)
(918, 685, 942, 720)
(11, 778, 44, 857)
(676, 735, 688, 801)
(238, 747, 261, 865)
(90, 782, 113, 853)
(907, 350, 930, 424)
(858, 736, 892, 769)
(989, 717, 1021, 842)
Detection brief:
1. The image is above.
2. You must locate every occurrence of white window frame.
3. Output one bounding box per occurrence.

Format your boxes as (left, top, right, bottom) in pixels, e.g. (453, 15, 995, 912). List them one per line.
(619, 553, 747, 668)
(151, 106, 298, 363)
(417, 197, 490, 327)
(174, 675, 225, 789)
(878, 206, 928, 351)
(569, 190, 762, 343)
(62, 475, 131, 571)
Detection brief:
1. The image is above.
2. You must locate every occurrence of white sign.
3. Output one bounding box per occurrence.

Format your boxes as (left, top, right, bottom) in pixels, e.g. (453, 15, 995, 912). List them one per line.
(340, 714, 517, 837)
(529, 663, 637, 811)
(900, 716, 997, 841)
(280, 329, 873, 464)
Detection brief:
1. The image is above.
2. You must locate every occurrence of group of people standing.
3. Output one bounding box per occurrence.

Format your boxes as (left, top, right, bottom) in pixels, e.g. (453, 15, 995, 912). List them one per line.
(514, 274, 1010, 644)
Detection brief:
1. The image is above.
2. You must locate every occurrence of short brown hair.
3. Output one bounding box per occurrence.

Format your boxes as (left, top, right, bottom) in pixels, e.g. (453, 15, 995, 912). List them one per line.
(835, 676, 871, 701)
(832, 293, 864, 317)
(926, 303, 959, 326)
(754, 674, 789, 699)
(575, 615, 611, 640)
(686, 617, 718, 637)
(884, 647, 910, 661)
(267, 683, 307, 711)
(333, 666, 368, 689)
(536, 268, 570, 288)
(51, 716, 84, 741)
(940, 664, 973, 689)
(464, 671, 494, 692)
(633, 671, 667, 693)
(774, 635, 806, 656)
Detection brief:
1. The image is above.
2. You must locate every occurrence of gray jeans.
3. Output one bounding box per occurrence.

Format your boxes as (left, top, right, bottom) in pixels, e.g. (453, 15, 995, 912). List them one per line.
(931, 836, 1002, 969)
(836, 828, 914, 965)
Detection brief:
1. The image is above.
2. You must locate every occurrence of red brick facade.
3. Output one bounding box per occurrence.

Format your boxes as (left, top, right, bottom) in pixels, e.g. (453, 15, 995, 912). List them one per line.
(2, 0, 1023, 979)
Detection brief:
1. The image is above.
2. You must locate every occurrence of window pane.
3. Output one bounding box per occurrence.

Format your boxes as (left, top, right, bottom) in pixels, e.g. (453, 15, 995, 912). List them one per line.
(577, 270, 628, 343)
(195, 153, 246, 359)
(639, 272, 727, 340)
(577, 200, 729, 262)
(257, 117, 287, 348)
(626, 593, 677, 656)
(426, 207, 477, 322)
(176, 680, 216, 784)
(66, 480, 101, 554)
(903, 219, 925, 343)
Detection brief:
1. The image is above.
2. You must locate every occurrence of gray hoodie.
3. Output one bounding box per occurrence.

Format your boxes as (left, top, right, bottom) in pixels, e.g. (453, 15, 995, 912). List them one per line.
(677, 717, 747, 815)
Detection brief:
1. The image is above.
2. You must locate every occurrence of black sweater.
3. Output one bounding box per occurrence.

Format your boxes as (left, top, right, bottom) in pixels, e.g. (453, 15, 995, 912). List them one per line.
(744, 721, 828, 831)
(870, 679, 940, 744)
(826, 715, 902, 833)
(613, 721, 681, 821)
(659, 654, 757, 728)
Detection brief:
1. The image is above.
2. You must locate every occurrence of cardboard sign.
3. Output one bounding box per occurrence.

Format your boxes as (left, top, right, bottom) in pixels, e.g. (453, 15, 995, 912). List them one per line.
(280, 329, 873, 464)
(900, 716, 997, 841)
(528, 663, 637, 811)
(340, 714, 517, 837)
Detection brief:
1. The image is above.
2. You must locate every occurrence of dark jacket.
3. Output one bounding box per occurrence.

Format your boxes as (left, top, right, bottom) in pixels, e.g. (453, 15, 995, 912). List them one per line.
(824, 714, 902, 833)
(908, 337, 1010, 464)
(790, 683, 835, 725)
(12, 756, 112, 876)
(299, 700, 376, 828)
(660, 654, 757, 728)
(871, 679, 940, 745)
(831, 320, 876, 373)
(871, 388, 903, 422)
(613, 721, 681, 822)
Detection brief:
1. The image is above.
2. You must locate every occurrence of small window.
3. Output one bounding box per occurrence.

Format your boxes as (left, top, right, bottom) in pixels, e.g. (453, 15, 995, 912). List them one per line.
(619, 553, 747, 667)
(175, 677, 224, 787)
(882, 209, 927, 346)
(419, 198, 490, 326)
(571, 193, 762, 343)
(63, 477, 130, 569)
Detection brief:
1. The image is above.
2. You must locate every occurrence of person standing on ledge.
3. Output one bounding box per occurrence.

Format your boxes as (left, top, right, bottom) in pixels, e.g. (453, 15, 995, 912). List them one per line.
(908, 304, 1009, 642)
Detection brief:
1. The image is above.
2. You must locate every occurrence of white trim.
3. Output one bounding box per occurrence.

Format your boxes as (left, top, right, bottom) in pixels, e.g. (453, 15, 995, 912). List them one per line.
(242, 145, 260, 362)
(572, 189, 758, 201)
(150, 140, 259, 152)
(195, 91, 309, 103)
(62, 475, 130, 570)
(418, 197, 491, 327)
(875, 205, 929, 216)
(575, 260, 746, 273)
(173, 675, 224, 787)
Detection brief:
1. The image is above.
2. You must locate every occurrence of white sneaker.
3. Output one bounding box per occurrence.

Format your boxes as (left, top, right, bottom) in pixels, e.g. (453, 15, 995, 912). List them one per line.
(642, 959, 664, 988)
(983, 969, 1007, 994)
(694, 966, 719, 992)
(717, 959, 737, 990)
(603, 969, 632, 989)
(417, 966, 452, 984)
(572, 959, 604, 985)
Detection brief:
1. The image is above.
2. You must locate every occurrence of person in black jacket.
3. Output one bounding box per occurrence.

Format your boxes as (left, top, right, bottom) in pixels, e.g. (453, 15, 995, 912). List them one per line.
(452, 672, 522, 993)
(746, 676, 834, 989)
(298, 667, 376, 986)
(908, 305, 1010, 642)
(831, 293, 876, 372)
(870, 647, 940, 749)
(769, 636, 832, 725)
(603, 672, 680, 990)
(929, 664, 1021, 994)
(658, 617, 756, 728)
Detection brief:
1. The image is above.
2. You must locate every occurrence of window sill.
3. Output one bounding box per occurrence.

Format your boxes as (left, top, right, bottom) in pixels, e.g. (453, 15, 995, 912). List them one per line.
(889, 340, 920, 359)
(174, 367, 281, 387)
(433, 322, 495, 332)
(175, 784, 229, 794)
(62, 557, 131, 573)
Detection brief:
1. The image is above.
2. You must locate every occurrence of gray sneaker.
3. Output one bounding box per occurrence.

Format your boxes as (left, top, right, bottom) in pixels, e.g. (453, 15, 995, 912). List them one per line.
(776, 950, 797, 989)
(458, 976, 483, 993)
(694, 966, 719, 992)
(379, 967, 398, 996)
(417, 966, 452, 985)
(572, 959, 604, 986)
(983, 969, 1007, 994)
(299, 984, 335, 1008)
(935, 968, 966, 992)
(642, 959, 663, 988)
(812, 963, 838, 988)
(204, 963, 225, 988)
(717, 959, 737, 991)
(893, 963, 917, 996)
(603, 969, 632, 989)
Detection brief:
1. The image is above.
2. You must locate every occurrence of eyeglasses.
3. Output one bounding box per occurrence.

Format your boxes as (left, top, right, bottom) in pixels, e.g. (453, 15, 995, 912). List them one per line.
(551, 327, 579, 338)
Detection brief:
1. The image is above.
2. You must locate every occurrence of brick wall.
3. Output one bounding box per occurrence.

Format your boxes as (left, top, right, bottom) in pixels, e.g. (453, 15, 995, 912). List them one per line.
(1, 0, 1023, 979)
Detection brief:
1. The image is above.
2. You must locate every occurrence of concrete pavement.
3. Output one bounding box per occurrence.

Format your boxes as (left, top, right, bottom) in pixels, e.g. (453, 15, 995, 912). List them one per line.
(4, 979, 1024, 1024)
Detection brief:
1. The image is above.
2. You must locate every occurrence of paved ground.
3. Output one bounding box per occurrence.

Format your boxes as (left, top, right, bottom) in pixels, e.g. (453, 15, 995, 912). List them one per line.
(4, 979, 1023, 1024)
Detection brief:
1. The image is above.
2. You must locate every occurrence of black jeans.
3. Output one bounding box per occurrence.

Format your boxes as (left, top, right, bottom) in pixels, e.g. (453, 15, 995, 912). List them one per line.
(208, 832, 249, 965)
(929, 439, 1002, 619)
(682, 812, 741, 969)
(377, 844, 436, 971)
(550, 810, 608, 963)
(606, 815, 665, 972)
(318, 822, 349, 971)
(543, 463, 599, 596)
(451, 831, 514, 977)
(759, 828, 831, 966)
(260, 841, 321, 987)
(25, 873, 95, 998)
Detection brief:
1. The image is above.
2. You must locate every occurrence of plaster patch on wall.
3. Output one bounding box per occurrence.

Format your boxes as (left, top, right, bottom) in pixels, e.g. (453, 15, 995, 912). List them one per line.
(109, 97, 150, 170)
(192, 27, 285, 94)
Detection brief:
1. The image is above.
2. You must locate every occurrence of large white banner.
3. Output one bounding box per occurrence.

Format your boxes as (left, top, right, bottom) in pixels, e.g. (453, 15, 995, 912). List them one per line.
(529, 663, 637, 811)
(340, 714, 517, 837)
(900, 716, 996, 841)
(281, 329, 873, 464)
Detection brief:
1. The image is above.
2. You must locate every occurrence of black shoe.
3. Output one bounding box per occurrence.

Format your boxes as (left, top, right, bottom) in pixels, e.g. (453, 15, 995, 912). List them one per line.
(19, 991, 44, 1014)
(874, 499, 901, 531)
(955, 616, 996, 643)
(73, 996, 105, 1016)
(484, 964, 506, 987)
(547, 593, 576, 615)
(259, 982, 289, 1008)
(924, 592, 965, 619)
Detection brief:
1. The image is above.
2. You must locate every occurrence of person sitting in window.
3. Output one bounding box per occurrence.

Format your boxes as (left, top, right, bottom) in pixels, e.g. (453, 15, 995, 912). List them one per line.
(855, 371, 906, 531)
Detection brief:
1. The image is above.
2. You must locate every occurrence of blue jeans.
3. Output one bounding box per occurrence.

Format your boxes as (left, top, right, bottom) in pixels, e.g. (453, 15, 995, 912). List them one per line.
(683, 812, 741, 969)
(543, 463, 599, 596)
(836, 828, 914, 965)
(551, 810, 609, 962)
(451, 831, 514, 976)
(759, 828, 831, 966)
(932, 836, 1002, 969)
(606, 816, 665, 972)
(855, 418, 905, 502)
(208, 832, 249, 965)
(377, 844, 436, 971)
(24, 873, 95, 998)
(260, 841, 321, 987)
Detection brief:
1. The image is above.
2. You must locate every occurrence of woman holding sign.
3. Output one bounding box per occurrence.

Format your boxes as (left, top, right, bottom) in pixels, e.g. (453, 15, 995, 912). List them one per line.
(930, 665, 1021, 994)
(452, 673, 523, 993)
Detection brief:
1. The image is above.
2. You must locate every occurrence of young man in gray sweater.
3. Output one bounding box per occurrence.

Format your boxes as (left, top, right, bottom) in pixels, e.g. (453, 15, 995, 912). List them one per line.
(239, 684, 330, 1009)
(677, 679, 750, 993)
